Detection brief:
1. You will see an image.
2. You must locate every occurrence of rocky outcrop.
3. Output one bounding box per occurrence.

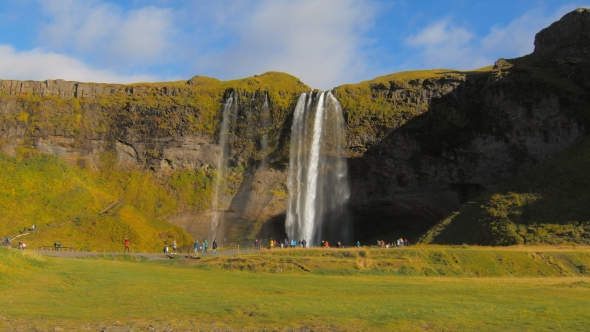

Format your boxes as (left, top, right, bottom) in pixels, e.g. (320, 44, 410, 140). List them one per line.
(0, 79, 125, 99)
(534, 8, 590, 63)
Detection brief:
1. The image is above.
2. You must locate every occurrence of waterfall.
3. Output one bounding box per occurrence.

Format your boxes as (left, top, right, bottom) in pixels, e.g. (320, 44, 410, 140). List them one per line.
(260, 94, 270, 167)
(210, 92, 237, 241)
(285, 91, 351, 246)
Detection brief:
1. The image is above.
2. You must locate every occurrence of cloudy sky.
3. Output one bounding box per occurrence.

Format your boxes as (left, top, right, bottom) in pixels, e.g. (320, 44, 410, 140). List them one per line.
(0, 0, 585, 89)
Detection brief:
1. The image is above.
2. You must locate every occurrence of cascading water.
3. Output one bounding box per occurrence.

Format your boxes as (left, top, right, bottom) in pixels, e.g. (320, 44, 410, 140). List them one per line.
(260, 94, 270, 167)
(210, 92, 237, 241)
(285, 91, 351, 246)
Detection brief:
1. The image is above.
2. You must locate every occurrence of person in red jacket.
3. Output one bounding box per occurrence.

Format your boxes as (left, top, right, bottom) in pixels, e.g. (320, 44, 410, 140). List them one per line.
(124, 238, 130, 253)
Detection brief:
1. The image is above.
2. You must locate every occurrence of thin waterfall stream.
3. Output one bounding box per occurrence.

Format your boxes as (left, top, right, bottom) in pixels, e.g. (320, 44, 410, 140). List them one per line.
(210, 92, 237, 241)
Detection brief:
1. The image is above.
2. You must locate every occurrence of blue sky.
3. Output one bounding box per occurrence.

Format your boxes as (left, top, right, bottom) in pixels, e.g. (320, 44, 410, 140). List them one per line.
(0, 0, 586, 89)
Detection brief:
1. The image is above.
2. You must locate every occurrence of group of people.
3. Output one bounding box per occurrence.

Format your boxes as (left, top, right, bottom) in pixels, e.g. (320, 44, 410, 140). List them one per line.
(377, 238, 410, 248)
(0, 238, 30, 249)
(266, 238, 308, 249)
(1, 225, 36, 248)
(163, 240, 178, 254)
(124, 238, 220, 255)
(192, 239, 218, 255)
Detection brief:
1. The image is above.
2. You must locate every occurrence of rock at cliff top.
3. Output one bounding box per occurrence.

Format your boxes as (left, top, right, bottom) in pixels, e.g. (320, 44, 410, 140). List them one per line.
(534, 8, 590, 63)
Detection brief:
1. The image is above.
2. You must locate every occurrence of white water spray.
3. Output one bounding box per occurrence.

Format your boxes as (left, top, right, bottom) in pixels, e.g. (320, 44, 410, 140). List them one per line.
(285, 91, 351, 246)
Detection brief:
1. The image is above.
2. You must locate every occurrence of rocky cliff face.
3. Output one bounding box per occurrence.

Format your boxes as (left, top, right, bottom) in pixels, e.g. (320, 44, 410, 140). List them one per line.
(534, 8, 590, 63)
(0, 73, 309, 242)
(1, 9, 589, 244)
(337, 9, 590, 241)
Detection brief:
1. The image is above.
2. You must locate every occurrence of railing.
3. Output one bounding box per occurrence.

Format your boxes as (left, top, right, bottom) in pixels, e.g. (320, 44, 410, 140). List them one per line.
(37, 246, 78, 252)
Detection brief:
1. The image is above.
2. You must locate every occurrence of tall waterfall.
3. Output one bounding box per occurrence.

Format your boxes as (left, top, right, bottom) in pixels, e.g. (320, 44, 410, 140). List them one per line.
(285, 91, 351, 246)
(210, 92, 237, 240)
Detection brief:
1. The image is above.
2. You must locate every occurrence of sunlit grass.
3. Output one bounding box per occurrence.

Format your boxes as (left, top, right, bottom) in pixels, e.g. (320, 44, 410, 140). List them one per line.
(0, 246, 589, 330)
(0, 151, 193, 252)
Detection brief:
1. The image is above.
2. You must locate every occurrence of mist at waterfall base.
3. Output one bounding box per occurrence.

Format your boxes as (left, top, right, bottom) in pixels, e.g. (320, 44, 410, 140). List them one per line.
(285, 91, 352, 247)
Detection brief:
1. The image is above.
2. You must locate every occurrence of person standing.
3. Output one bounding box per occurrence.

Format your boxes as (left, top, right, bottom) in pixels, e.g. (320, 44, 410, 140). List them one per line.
(194, 240, 199, 254)
(270, 238, 274, 249)
(124, 238, 130, 253)
(212, 239, 218, 255)
(172, 240, 177, 254)
(356, 240, 360, 248)
(204, 240, 209, 253)
(201, 240, 205, 256)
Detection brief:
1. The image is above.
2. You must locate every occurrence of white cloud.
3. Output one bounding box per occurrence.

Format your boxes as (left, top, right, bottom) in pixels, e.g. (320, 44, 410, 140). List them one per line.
(407, 21, 474, 47)
(0, 44, 157, 83)
(38, 0, 174, 66)
(405, 6, 583, 70)
(189, 0, 377, 89)
(481, 7, 573, 57)
(405, 20, 489, 69)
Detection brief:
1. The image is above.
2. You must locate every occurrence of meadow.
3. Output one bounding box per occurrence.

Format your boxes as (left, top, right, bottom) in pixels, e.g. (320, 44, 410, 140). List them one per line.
(1, 246, 589, 331)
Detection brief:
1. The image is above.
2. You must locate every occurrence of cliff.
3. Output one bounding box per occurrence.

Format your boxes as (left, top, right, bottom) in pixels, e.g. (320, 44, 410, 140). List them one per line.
(1, 9, 589, 245)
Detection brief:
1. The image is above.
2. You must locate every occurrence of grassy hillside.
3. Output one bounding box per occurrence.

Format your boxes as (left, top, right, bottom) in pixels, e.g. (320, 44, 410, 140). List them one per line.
(195, 246, 590, 277)
(0, 150, 193, 251)
(1, 247, 589, 330)
(421, 136, 590, 245)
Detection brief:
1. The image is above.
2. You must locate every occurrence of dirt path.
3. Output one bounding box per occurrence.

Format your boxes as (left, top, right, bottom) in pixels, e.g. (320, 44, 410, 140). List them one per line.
(33, 249, 258, 260)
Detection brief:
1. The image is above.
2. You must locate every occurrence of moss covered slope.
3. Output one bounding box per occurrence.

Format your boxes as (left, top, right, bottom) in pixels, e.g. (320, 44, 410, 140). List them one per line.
(421, 136, 590, 245)
(0, 150, 192, 251)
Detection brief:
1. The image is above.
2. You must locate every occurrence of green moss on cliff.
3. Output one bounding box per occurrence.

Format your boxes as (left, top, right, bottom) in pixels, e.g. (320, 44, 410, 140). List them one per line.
(0, 151, 193, 251)
(0, 72, 309, 144)
(168, 170, 214, 211)
(334, 67, 494, 155)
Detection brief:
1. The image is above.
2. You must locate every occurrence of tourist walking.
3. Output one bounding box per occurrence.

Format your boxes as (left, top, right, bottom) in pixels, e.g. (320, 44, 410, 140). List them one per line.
(201, 240, 205, 256)
(301, 239, 307, 248)
(124, 238, 130, 253)
(172, 240, 177, 254)
(194, 240, 199, 254)
(270, 238, 274, 249)
(212, 239, 218, 254)
(204, 240, 209, 253)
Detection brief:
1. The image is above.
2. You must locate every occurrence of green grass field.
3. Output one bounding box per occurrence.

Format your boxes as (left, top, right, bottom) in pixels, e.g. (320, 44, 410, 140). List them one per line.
(1, 246, 589, 331)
